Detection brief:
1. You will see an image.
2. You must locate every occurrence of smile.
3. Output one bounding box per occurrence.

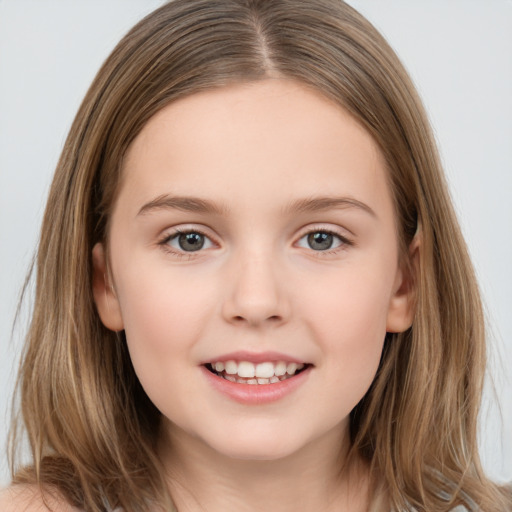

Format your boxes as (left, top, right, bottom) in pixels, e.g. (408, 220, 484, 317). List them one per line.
(205, 360, 309, 385)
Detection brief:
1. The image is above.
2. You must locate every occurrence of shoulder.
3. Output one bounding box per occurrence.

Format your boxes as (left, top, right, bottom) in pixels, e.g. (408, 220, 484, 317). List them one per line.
(0, 484, 82, 512)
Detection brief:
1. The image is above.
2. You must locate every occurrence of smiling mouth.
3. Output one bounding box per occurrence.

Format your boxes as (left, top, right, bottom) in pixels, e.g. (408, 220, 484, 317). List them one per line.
(205, 360, 310, 385)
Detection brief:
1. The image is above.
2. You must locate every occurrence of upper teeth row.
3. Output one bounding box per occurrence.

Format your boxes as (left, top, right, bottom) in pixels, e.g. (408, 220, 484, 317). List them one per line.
(211, 360, 305, 379)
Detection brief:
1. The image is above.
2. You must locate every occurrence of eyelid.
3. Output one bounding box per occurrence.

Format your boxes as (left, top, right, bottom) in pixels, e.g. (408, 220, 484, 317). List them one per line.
(296, 223, 353, 241)
(155, 222, 354, 259)
(157, 225, 218, 257)
(294, 224, 354, 253)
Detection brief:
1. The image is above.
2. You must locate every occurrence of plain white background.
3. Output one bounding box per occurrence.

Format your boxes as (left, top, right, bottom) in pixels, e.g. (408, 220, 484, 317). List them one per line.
(0, 0, 511, 487)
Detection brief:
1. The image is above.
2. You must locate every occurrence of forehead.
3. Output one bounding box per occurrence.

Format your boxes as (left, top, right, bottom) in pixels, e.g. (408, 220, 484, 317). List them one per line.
(118, 79, 391, 218)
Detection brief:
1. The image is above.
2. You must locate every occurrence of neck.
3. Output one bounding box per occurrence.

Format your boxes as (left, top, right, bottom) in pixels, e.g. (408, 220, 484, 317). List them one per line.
(158, 422, 371, 512)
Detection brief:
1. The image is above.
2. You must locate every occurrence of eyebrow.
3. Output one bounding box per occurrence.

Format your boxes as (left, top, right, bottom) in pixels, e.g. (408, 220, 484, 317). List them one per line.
(283, 196, 376, 217)
(137, 194, 228, 217)
(136, 194, 376, 218)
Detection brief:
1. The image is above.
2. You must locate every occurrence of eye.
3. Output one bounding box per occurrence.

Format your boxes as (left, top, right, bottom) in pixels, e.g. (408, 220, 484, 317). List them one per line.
(163, 229, 214, 253)
(296, 230, 348, 251)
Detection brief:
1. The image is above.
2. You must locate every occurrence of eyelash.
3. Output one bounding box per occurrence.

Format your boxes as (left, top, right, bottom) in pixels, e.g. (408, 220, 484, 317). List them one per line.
(157, 226, 353, 258)
(158, 227, 213, 259)
(296, 226, 353, 255)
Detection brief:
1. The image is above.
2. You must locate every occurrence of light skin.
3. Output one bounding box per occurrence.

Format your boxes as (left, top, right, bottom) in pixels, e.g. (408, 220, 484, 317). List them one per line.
(89, 79, 416, 512)
(0, 79, 415, 512)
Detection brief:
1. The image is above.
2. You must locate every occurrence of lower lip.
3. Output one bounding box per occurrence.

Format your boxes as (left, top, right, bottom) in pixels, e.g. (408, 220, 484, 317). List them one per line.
(201, 366, 312, 405)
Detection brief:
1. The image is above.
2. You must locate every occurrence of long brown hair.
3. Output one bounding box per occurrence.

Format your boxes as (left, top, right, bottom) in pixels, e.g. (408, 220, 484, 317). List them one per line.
(9, 1, 511, 510)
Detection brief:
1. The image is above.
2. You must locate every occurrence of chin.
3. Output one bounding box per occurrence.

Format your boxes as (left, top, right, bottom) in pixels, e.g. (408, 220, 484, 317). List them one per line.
(200, 427, 311, 462)
(215, 443, 298, 462)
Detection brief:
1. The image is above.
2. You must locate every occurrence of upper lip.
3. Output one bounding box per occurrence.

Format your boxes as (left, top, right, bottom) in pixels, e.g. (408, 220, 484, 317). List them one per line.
(200, 350, 309, 365)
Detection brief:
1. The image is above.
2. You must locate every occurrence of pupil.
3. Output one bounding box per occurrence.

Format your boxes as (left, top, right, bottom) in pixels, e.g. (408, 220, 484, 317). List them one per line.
(178, 233, 204, 251)
(308, 232, 333, 251)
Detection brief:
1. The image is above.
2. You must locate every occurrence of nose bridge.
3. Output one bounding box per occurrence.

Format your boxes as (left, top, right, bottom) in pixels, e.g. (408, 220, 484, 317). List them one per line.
(222, 243, 289, 327)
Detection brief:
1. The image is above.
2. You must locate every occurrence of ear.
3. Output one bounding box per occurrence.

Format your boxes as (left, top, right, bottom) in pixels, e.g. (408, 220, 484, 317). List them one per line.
(92, 242, 124, 331)
(386, 234, 420, 333)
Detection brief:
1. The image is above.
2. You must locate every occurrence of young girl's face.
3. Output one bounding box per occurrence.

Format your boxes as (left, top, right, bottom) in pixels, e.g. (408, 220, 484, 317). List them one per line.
(93, 79, 413, 462)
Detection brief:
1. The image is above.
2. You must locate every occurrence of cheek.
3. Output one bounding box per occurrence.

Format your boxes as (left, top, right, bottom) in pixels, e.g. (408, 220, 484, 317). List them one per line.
(298, 263, 392, 397)
(301, 259, 392, 340)
(113, 261, 216, 377)
(113, 266, 221, 420)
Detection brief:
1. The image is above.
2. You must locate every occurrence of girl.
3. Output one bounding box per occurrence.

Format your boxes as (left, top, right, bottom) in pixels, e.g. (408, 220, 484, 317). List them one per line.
(1, 1, 510, 510)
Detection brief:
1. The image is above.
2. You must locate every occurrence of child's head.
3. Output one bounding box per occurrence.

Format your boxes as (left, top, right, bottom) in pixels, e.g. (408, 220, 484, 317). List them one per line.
(92, 77, 415, 467)
(12, 0, 506, 510)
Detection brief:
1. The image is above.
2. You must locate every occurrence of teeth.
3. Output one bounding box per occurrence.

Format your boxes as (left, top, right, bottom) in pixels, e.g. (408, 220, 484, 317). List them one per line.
(274, 361, 287, 376)
(225, 360, 238, 375)
(255, 362, 274, 378)
(286, 362, 298, 375)
(237, 361, 255, 378)
(210, 359, 307, 384)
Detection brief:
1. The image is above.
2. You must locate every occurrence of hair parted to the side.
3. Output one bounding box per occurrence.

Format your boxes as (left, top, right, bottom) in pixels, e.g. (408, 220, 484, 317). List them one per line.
(9, 1, 511, 511)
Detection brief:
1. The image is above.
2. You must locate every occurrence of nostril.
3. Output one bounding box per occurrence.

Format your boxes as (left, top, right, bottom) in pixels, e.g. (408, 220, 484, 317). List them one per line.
(232, 314, 282, 324)
(222, 275, 289, 326)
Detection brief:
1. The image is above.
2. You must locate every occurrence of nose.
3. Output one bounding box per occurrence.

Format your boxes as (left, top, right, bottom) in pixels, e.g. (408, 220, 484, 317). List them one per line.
(221, 249, 290, 328)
